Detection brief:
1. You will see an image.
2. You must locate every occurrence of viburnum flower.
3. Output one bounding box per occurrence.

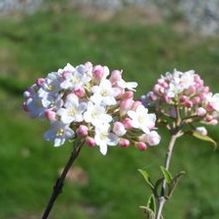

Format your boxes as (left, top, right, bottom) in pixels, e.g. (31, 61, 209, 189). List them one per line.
(23, 62, 160, 155)
(141, 69, 219, 134)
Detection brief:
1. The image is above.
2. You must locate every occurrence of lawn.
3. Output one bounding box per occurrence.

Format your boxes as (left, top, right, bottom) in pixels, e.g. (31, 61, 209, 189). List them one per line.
(0, 4, 219, 219)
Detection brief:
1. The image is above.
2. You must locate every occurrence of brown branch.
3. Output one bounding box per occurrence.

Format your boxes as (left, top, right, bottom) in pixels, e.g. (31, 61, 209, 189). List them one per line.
(41, 139, 84, 219)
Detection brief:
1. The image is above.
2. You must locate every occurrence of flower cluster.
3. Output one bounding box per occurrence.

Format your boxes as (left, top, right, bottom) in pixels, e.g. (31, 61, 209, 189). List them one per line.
(141, 69, 219, 130)
(23, 62, 160, 155)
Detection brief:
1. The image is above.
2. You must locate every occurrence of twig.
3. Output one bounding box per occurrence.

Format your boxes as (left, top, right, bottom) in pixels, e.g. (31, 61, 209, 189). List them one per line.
(41, 139, 84, 219)
(155, 132, 182, 219)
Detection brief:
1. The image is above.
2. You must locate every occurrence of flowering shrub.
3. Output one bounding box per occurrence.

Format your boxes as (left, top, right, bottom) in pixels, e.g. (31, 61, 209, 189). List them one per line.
(141, 69, 219, 135)
(139, 69, 219, 219)
(23, 62, 160, 155)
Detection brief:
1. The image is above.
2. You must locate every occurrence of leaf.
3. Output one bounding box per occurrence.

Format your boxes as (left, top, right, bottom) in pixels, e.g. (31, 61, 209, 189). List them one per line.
(138, 169, 154, 190)
(160, 166, 172, 184)
(147, 194, 156, 213)
(140, 206, 164, 219)
(140, 206, 155, 219)
(167, 171, 186, 198)
(192, 131, 217, 150)
(154, 177, 164, 198)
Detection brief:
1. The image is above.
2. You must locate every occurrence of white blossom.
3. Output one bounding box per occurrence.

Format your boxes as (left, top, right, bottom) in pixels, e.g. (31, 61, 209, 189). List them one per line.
(94, 125, 119, 155)
(83, 102, 112, 127)
(91, 80, 117, 106)
(44, 121, 75, 147)
(57, 94, 87, 124)
(128, 105, 156, 133)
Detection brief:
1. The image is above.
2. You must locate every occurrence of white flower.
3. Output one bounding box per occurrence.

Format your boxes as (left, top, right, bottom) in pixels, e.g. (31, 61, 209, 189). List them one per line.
(166, 82, 183, 98)
(60, 63, 91, 90)
(165, 69, 195, 98)
(57, 94, 87, 124)
(58, 63, 75, 74)
(208, 93, 219, 111)
(83, 102, 112, 127)
(146, 131, 161, 146)
(127, 105, 156, 133)
(94, 125, 119, 155)
(180, 70, 195, 89)
(38, 72, 61, 97)
(25, 96, 45, 118)
(44, 121, 75, 147)
(117, 79, 138, 91)
(91, 80, 117, 106)
(75, 64, 92, 83)
(41, 93, 63, 110)
(196, 126, 208, 136)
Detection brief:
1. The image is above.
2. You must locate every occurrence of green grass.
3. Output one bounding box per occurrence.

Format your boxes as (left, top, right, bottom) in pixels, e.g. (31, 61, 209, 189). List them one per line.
(0, 5, 219, 219)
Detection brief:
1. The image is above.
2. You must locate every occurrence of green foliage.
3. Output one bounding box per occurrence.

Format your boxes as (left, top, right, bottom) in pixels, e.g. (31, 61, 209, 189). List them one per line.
(192, 131, 217, 150)
(160, 166, 173, 184)
(138, 169, 154, 190)
(167, 171, 186, 199)
(147, 194, 157, 213)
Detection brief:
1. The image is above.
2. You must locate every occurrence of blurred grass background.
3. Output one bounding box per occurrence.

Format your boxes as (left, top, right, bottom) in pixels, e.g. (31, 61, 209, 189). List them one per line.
(0, 1, 219, 219)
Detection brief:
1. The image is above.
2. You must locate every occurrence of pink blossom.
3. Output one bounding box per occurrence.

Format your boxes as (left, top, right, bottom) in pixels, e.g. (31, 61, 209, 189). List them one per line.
(119, 138, 130, 147)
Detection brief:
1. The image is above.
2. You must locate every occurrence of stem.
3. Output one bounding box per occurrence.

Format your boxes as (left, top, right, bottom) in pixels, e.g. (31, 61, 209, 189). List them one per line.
(41, 139, 84, 219)
(155, 134, 178, 219)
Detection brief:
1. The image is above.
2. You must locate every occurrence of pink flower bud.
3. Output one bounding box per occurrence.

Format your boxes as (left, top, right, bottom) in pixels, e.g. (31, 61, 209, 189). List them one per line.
(148, 92, 157, 101)
(159, 87, 165, 94)
(208, 119, 218, 125)
(45, 110, 56, 121)
(120, 98, 134, 115)
(110, 70, 122, 83)
(93, 65, 104, 81)
(74, 87, 85, 97)
(184, 100, 193, 108)
(194, 74, 201, 82)
(136, 142, 147, 151)
(153, 84, 163, 95)
(192, 96, 201, 105)
(206, 103, 214, 112)
(86, 137, 96, 147)
(119, 138, 130, 147)
(76, 125, 88, 137)
(131, 101, 141, 111)
(161, 82, 168, 88)
(36, 78, 45, 87)
(122, 91, 134, 99)
(158, 78, 165, 84)
(123, 118, 133, 129)
(180, 95, 188, 103)
(187, 86, 196, 95)
(113, 122, 126, 136)
(203, 86, 209, 93)
(196, 107, 206, 117)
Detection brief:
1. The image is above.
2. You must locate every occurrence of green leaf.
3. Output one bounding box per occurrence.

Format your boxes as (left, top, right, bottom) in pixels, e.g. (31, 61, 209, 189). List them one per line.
(140, 206, 155, 219)
(138, 169, 154, 190)
(154, 177, 164, 198)
(140, 206, 164, 219)
(160, 166, 172, 184)
(192, 131, 217, 150)
(167, 171, 186, 198)
(147, 194, 156, 213)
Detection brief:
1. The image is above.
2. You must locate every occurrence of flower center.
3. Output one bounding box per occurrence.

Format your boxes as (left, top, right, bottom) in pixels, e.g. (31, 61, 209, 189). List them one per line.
(56, 128, 64, 137)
